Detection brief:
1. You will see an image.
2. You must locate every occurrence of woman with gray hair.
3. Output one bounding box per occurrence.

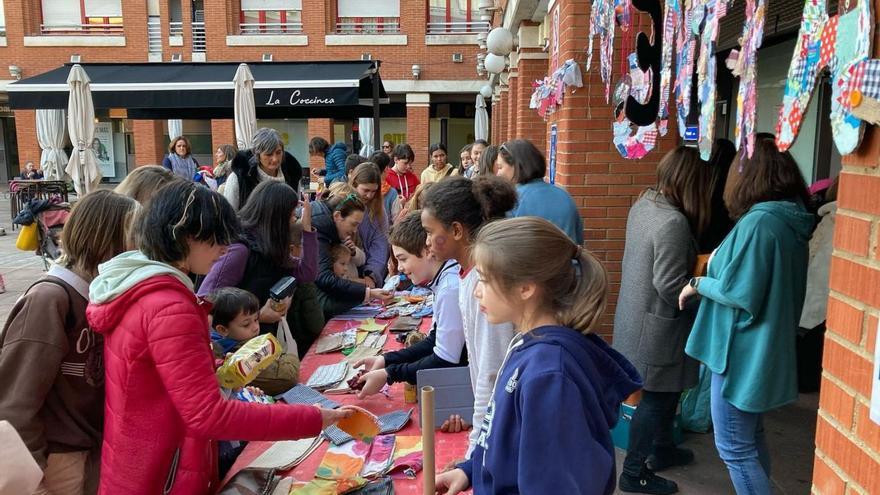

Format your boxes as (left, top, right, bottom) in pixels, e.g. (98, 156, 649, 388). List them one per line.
(223, 127, 304, 210)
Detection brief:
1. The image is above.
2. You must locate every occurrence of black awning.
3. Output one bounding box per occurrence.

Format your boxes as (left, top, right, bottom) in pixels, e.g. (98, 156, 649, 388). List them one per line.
(7, 61, 388, 118)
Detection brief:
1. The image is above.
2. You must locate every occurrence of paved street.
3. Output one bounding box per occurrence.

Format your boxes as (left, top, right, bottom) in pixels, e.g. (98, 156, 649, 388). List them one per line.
(0, 187, 53, 320)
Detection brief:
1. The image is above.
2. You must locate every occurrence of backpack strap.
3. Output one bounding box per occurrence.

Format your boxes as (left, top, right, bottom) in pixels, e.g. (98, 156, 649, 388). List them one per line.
(25, 277, 76, 330)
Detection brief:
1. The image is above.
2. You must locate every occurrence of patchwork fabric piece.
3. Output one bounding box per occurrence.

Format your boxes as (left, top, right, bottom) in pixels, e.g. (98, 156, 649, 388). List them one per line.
(586, 0, 617, 102)
(529, 60, 585, 119)
(360, 435, 396, 478)
(323, 425, 355, 446)
(387, 436, 424, 480)
(349, 477, 393, 495)
(777, 0, 872, 155)
(335, 407, 381, 443)
(731, 0, 767, 158)
(316, 441, 372, 480)
(857, 59, 880, 99)
(674, 0, 697, 136)
(278, 384, 340, 409)
(694, 0, 731, 159)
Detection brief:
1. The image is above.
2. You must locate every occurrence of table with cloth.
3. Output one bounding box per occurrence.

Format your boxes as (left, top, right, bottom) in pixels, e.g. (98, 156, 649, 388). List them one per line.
(220, 317, 472, 493)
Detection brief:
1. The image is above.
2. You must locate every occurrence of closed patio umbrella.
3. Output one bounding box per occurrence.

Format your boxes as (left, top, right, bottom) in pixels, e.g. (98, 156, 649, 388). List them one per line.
(475, 94, 489, 141)
(36, 109, 68, 181)
(233, 63, 256, 150)
(66, 64, 101, 196)
(358, 117, 374, 157)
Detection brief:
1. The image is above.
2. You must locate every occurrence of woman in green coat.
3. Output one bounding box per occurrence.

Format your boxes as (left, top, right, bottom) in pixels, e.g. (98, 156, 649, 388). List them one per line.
(679, 134, 814, 495)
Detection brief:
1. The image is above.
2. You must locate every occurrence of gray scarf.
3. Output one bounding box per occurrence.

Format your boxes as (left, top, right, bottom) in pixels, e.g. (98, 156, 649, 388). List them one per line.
(168, 153, 197, 180)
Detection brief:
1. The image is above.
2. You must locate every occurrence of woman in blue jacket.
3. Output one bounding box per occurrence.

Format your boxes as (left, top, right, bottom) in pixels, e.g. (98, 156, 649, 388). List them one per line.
(679, 134, 813, 495)
(309, 137, 348, 185)
(495, 139, 584, 245)
(436, 217, 641, 495)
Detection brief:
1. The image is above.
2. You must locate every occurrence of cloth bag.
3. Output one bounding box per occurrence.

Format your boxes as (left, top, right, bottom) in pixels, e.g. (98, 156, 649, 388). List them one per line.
(16, 223, 39, 251)
(249, 320, 301, 395)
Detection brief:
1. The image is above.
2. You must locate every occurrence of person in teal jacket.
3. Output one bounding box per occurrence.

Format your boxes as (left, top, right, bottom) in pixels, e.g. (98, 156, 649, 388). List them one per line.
(679, 134, 814, 495)
(495, 139, 584, 245)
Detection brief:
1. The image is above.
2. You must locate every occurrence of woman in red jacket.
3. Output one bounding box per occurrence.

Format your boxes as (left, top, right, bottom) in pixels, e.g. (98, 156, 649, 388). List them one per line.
(87, 181, 350, 495)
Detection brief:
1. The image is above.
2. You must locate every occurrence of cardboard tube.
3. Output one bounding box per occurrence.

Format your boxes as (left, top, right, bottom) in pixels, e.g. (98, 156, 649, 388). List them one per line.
(421, 385, 436, 495)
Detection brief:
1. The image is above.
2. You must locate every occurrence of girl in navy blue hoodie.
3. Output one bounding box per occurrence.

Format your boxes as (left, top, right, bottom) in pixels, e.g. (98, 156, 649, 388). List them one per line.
(435, 217, 642, 495)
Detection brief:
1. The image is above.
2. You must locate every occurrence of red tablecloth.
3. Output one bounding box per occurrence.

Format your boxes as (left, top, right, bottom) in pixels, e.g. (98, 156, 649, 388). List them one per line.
(222, 317, 471, 493)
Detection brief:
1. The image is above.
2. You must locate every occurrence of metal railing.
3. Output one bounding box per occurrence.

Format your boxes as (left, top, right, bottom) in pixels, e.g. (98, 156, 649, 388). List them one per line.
(168, 21, 183, 36)
(239, 21, 304, 35)
(40, 23, 124, 35)
(427, 20, 489, 34)
(192, 21, 206, 52)
(335, 17, 400, 34)
(147, 16, 161, 53)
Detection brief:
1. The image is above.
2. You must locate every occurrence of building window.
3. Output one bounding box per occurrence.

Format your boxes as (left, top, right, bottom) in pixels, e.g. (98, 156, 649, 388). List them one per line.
(240, 0, 303, 34)
(336, 0, 400, 34)
(0, 0, 5, 36)
(40, 0, 123, 35)
(427, 0, 485, 34)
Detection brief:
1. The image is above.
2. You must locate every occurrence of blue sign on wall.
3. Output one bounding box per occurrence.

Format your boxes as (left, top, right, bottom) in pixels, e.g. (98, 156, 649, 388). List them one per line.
(684, 125, 699, 141)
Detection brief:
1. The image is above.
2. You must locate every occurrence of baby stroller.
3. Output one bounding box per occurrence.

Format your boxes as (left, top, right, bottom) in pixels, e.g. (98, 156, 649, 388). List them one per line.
(14, 198, 71, 270)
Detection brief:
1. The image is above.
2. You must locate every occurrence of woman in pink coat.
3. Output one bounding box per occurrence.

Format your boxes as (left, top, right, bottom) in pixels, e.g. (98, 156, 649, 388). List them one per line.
(87, 181, 349, 495)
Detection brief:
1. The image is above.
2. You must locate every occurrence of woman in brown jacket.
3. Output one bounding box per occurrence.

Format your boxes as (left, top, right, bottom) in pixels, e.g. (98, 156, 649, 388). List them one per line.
(0, 190, 139, 495)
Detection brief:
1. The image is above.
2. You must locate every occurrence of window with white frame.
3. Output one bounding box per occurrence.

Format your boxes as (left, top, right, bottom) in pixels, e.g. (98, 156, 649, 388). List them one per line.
(427, 0, 484, 34)
(40, 0, 123, 34)
(0, 0, 5, 35)
(336, 0, 400, 34)
(240, 0, 303, 34)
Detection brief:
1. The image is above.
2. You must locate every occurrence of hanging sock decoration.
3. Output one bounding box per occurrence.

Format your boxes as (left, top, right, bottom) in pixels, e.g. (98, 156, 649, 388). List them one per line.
(694, 0, 732, 159)
(729, 0, 767, 158)
(587, 0, 618, 102)
(674, 0, 697, 137)
(776, 0, 873, 155)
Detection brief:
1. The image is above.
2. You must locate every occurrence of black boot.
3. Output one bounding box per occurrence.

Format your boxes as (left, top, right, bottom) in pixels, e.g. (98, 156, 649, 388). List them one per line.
(618, 468, 679, 495)
(647, 447, 695, 472)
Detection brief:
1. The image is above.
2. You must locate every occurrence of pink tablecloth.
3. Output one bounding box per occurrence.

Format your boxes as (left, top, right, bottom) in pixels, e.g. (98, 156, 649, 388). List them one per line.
(221, 317, 471, 494)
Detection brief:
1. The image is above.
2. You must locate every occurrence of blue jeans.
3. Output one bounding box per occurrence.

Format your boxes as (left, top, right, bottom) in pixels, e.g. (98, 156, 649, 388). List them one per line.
(711, 373, 772, 494)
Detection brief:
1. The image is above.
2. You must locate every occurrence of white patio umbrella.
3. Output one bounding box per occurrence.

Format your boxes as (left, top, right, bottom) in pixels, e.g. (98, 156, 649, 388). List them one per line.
(35, 109, 68, 181)
(168, 119, 183, 140)
(233, 63, 257, 150)
(358, 117, 374, 157)
(475, 94, 489, 141)
(66, 64, 101, 196)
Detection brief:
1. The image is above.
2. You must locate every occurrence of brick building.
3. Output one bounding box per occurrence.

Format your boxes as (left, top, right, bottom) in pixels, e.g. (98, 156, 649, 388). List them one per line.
(0, 0, 488, 181)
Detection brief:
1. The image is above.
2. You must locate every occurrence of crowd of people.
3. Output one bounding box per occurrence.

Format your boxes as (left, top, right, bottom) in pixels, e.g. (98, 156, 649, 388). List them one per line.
(0, 126, 827, 495)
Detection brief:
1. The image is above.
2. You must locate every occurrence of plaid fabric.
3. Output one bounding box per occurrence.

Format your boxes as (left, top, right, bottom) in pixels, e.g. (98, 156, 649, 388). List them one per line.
(858, 60, 880, 99)
(277, 384, 341, 409)
(641, 130, 658, 148)
(379, 409, 413, 434)
(323, 425, 354, 446)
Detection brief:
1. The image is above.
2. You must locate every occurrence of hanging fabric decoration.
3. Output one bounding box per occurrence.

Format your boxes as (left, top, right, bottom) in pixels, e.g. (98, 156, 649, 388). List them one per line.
(586, 0, 618, 102)
(729, 0, 767, 158)
(694, 0, 732, 159)
(529, 60, 584, 119)
(776, 0, 873, 155)
(674, 0, 697, 137)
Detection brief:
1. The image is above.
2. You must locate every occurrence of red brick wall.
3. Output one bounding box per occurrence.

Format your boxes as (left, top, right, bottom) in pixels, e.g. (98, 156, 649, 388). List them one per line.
(406, 104, 430, 175)
(13, 110, 37, 166)
(506, 74, 518, 143)
(547, 0, 676, 336)
(211, 120, 236, 155)
(515, 52, 548, 154)
(813, 124, 880, 493)
(132, 120, 166, 166)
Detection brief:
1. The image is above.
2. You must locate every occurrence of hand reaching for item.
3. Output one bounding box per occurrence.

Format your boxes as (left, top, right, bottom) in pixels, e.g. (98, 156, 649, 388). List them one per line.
(319, 406, 355, 429)
(440, 415, 470, 433)
(299, 195, 312, 232)
(356, 369, 389, 399)
(259, 296, 291, 323)
(435, 468, 470, 494)
(354, 356, 386, 372)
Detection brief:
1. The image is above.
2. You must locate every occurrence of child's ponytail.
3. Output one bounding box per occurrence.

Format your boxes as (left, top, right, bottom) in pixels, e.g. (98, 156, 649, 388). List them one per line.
(561, 246, 608, 334)
(473, 217, 608, 335)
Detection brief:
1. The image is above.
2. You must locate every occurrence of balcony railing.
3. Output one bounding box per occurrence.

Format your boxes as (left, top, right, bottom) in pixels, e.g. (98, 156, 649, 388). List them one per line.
(335, 17, 400, 34)
(147, 16, 161, 53)
(427, 20, 489, 34)
(169, 21, 183, 37)
(40, 23, 124, 35)
(192, 21, 206, 52)
(239, 21, 303, 35)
